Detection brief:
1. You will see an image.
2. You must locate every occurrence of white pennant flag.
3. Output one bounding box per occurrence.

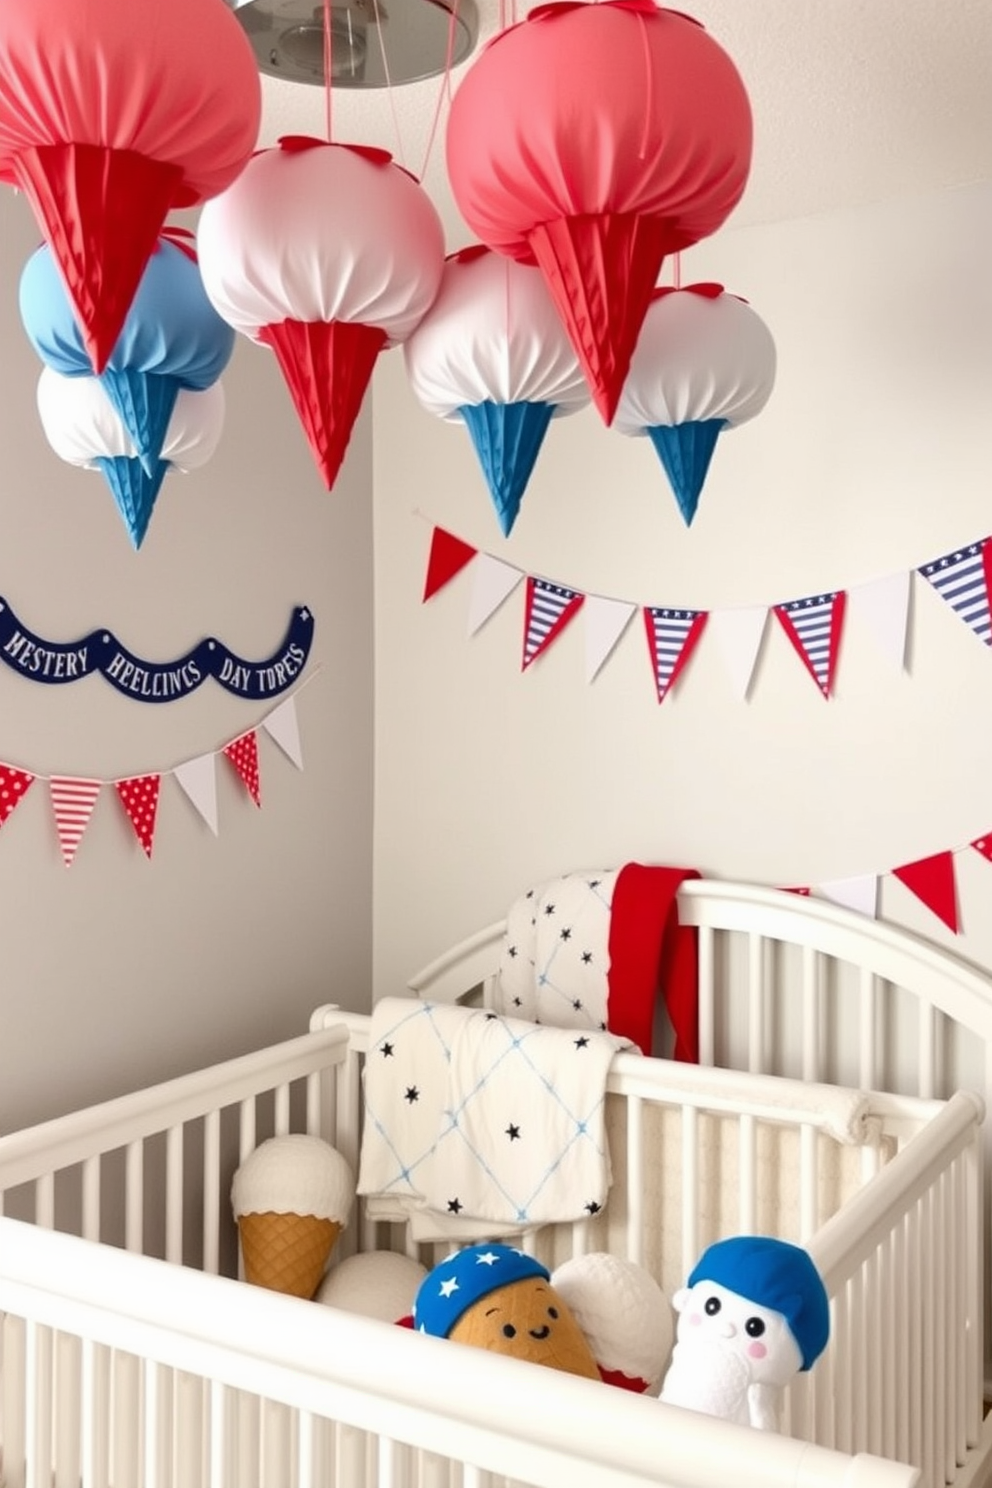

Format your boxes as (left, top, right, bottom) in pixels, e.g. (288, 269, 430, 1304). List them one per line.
(174, 754, 219, 836)
(468, 554, 523, 636)
(848, 571, 910, 671)
(707, 605, 769, 699)
(584, 596, 636, 682)
(262, 696, 303, 769)
(817, 875, 879, 919)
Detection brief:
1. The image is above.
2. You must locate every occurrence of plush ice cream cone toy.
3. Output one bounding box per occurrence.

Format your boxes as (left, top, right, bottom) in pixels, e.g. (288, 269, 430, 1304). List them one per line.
(413, 1243, 601, 1379)
(551, 1253, 674, 1394)
(232, 1135, 355, 1300)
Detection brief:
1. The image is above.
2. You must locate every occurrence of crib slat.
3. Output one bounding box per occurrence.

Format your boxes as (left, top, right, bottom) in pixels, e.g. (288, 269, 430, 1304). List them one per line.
(274, 1082, 291, 1136)
(801, 945, 819, 1082)
(166, 1124, 184, 1266)
(859, 968, 878, 1089)
(680, 1103, 698, 1275)
(625, 1096, 644, 1266)
(203, 1110, 221, 1276)
(35, 1173, 54, 1231)
(81, 1155, 100, 1241)
(747, 933, 765, 1073)
(697, 924, 715, 1064)
(125, 1140, 143, 1254)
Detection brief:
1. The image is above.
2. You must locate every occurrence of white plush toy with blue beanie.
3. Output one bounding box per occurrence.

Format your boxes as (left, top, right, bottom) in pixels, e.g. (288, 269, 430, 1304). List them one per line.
(659, 1236, 830, 1432)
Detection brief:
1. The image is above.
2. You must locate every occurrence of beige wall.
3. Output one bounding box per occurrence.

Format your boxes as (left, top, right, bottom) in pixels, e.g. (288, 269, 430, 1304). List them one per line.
(371, 179, 992, 998)
(0, 198, 375, 1132)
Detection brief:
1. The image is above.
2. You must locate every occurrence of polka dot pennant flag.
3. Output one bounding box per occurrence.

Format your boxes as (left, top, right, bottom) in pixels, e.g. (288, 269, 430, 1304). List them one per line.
(223, 731, 261, 807)
(115, 774, 161, 858)
(49, 776, 101, 867)
(0, 764, 34, 827)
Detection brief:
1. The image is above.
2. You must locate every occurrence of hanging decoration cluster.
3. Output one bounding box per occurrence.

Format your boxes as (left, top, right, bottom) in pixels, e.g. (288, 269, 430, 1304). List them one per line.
(422, 526, 992, 705)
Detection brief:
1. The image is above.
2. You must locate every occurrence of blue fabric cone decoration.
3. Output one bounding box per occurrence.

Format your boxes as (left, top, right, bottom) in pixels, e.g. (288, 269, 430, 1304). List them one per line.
(647, 418, 727, 526)
(458, 399, 555, 537)
(98, 367, 181, 476)
(93, 456, 170, 550)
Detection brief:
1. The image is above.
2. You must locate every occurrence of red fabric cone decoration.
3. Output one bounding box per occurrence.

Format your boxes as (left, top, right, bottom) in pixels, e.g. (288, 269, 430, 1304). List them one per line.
(198, 139, 445, 490)
(446, 0, 752, 423)
(0, 765, 34, 827)
(50, 776, 101, 867)
(115, 774, 161, 858)
(224, 733, 261, 807)
(258, 319, 387, 491)
(0, 0, 261, 372)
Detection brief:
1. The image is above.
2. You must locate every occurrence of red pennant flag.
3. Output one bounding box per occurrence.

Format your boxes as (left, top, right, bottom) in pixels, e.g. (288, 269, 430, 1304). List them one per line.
(115, 774, 161, 858)
(50, 776, 101, 867)
(892, 850, 958, 933)
(0, 765, 35, 827)
(642, 607, 708, 702)
(224, 732, 261, 807)
(780, 886, 811, 896)
(522, 578, 584, 669)
(423, 527, 478, 601)
(971, 833, 992, 862)
(773, 591, 846, 697)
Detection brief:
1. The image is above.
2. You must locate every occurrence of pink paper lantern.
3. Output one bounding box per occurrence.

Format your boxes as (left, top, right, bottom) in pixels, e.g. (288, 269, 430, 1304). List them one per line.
(446, 0, 752, 425)
(197, 138, 445, 491)
(0, 0, 261, 373)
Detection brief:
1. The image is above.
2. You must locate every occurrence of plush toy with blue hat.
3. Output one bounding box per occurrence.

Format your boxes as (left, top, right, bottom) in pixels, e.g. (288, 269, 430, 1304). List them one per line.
(659, 1236, 830, 1431)
(412, 1243, 601, 1379)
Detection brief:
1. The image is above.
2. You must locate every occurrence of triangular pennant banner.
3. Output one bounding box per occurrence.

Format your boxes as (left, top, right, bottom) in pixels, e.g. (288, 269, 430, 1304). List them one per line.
(584, 596, 637, 683)
(773, 590, 847, 697)
(522, 578, 584, 670)
(261, 697, 304, 770)
(892, 850, 958, 933)
(174, 755, 219, 836)
(917, 540, 992, 646)
(817, 875, 879, 919)
(642, 607, 708, 703)
(707, 606, 769, 700)
(115, 775, 161, 858)
(50, 776, 101, 867)
(423, 526, 478, 602)
(970, 832, 992, 863)
(848, 571, 911, 671)
(224, 732, 261, 807)
(0, 765, 35, 828)
(468, 554, 523, 636)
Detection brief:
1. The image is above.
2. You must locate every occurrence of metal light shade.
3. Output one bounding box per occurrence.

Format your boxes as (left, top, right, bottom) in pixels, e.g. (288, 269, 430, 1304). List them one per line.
(226, 0, 478, 87)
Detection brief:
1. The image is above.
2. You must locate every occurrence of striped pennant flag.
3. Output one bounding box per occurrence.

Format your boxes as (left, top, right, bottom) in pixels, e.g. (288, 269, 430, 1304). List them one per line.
(522, 578, 584, 670)
(917, 539, 992, 646)
(773, 590, 846, 696)
(50, 776, 101, 867)
(642, 607, 708, 703)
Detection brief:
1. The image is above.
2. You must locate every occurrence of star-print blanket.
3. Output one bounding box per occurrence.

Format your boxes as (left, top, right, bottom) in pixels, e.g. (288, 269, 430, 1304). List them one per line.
(357, 998, 630, 1242)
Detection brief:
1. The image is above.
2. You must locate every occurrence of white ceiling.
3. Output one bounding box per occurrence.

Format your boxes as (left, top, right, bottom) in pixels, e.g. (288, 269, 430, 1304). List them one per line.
(253, 0, 992, 245)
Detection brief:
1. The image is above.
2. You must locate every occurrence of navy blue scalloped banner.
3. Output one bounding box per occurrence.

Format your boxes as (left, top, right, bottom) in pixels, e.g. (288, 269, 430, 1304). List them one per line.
(0, 599, 314, 703)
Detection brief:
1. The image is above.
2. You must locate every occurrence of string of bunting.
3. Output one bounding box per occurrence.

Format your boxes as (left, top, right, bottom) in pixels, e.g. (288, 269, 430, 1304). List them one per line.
(422, 525, 992, 702)
(0, 679, 315, 867)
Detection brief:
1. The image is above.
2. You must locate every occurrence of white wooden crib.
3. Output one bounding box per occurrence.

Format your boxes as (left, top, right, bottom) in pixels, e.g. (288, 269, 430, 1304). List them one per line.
(1, 880, 991, 1488)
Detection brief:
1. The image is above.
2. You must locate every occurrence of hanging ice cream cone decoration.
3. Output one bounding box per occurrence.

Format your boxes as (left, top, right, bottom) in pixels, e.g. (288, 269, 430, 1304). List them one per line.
(404, 246, 589, 535)
(446, 0, 752, 425)
(0, 0, 260, 371)
(198, 138, 445, 490)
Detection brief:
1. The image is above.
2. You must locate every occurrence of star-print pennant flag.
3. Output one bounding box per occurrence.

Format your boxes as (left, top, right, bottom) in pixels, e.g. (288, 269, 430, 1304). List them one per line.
(0, 765, 35, 828)
(892, 850, 958, 934)
(773, 590, 847, 697)
(423, 526, 478, 601)
(917, 539, 992, 647)
(642, 606, 708, 703)
(50, 776, 102, 867)
(522, 578, 584, 670)
(174, 754, 219, 836)
(115, 774, 161, 858)
(224, 732, 261, 807)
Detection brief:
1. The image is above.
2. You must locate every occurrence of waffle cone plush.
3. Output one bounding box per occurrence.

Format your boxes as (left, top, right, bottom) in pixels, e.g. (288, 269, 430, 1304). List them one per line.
(232, 1135, 355, 1301)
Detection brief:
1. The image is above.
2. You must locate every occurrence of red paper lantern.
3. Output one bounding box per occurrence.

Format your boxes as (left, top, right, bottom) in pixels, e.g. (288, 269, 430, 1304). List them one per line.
(0, 0, 261, 373)
(197, 138, 445, 490)
(446, 0, 752, 424)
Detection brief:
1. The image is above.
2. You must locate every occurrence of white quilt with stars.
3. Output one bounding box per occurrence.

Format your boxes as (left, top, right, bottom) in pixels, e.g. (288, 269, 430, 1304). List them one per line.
(495, 869, 619, 1028)
(357, 998, 630, 1239)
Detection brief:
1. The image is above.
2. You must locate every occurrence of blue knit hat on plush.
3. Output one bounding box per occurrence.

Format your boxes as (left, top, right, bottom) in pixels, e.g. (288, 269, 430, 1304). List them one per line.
(413, 1244, 550, 1338)
(687, 1236, 830, 1371)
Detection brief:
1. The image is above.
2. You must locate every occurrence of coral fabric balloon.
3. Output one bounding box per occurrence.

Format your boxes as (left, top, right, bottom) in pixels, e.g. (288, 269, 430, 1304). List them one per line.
(404, 245, 590, 535)
(197, 138, 446, 490)
(0, 0, 261, 373)
(613, 285, 776, 524)
(446, 0, 752, 425)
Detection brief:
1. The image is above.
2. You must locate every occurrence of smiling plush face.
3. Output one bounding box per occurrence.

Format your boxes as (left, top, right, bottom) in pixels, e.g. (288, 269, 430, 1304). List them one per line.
(673, 1279, 802, 1386)
(450, 1275, 601, 1378)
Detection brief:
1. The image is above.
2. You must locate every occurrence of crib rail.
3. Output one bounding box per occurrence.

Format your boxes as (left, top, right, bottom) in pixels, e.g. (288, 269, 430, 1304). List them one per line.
(0, 1215, 919, 1488)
